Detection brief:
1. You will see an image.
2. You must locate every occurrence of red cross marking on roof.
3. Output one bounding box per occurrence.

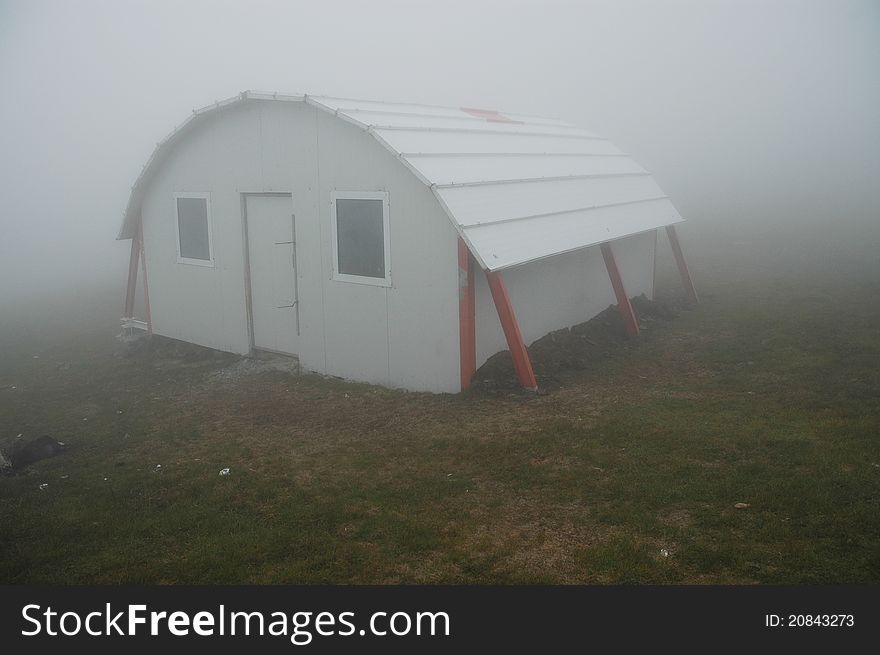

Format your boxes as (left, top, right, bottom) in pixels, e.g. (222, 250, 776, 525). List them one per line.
(460, 107, 524, 124)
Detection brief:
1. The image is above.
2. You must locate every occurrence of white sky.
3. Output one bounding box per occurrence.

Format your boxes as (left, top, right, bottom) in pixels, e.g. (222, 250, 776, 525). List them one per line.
(0, 0, 877, 302)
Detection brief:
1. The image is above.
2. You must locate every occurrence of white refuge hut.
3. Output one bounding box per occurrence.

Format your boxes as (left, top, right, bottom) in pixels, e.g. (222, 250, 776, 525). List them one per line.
(119, 91, 697, 393)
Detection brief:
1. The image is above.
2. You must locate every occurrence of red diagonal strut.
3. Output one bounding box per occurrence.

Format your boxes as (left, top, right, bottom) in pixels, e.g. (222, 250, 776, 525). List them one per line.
(665, 225, 698, 304)
(458, 238, 476, 391)
(485, 269, 537, 391)
(601, 241, 640, 337)
(124, 225, 141, 318)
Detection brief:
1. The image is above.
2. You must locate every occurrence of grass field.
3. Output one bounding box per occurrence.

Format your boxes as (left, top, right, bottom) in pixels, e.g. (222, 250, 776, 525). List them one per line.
(1, 223, 878, 584)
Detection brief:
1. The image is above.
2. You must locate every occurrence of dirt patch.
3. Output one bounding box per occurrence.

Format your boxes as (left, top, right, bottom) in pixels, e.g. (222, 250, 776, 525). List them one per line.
(657, 508, 694, 530)
(118, 333, 236, 365)
(472, 295, 679, 391)
(116, 334, 299, 385)
(208, 352, 301, 384)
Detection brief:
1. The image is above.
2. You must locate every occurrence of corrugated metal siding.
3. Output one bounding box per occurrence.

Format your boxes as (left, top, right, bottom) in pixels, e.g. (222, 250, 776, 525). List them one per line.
(121, 91, 682, 271)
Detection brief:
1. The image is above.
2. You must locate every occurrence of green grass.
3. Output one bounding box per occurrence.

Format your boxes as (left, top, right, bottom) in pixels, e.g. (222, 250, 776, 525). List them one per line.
(1, 227, 879, 584)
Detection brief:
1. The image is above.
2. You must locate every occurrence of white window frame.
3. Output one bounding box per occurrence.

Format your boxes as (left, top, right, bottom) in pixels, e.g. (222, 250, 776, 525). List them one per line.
(173, 191, 215, 267)
(330, 190, 391, 287)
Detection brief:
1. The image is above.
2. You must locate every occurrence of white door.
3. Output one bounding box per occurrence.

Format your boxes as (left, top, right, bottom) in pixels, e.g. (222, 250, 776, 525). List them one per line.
(246, 194, 298, 354)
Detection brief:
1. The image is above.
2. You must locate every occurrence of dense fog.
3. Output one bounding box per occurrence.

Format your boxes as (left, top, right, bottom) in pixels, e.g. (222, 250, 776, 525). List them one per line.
(0, 0, 877, 306)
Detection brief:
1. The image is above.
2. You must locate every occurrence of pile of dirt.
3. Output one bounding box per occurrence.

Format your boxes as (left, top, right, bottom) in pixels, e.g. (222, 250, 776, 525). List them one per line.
(632, 293, 679, 320)
(471, 294, 679, 392)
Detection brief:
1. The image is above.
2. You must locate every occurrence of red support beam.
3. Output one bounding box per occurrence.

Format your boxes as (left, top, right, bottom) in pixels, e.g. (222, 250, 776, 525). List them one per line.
(123, 226, 141, 318)
(665, 224, 698, 304)
(485, 269, 538, 391)
(600, 241, 640, 337)
(138, 220, 153, 334)
(458, 238, 476, 391)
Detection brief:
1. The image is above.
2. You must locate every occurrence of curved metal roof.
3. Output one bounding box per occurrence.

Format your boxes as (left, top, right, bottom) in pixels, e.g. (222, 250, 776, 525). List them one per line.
(119, 91, 682, 271)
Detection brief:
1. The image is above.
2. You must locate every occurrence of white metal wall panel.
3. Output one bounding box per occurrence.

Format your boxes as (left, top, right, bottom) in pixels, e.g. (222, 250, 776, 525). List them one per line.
(437, 174, 664, 226)
(368, 121, 598, 139)
(308, 95, 575, 127)
(464, 198, 682, 270)
(330, 108, 572, 129)
(407, 154, 646, 187)
(138, 102, 319, 357)
(314, 110, 461, 391)
(332, 111, 590, 134)
(308, 97, 591, 134)
(474, 232, 656, 368)
(371, 130, 621, 155)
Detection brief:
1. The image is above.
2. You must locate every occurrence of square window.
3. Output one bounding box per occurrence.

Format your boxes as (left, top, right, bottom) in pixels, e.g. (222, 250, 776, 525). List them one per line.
(331, 192, 390, 286)
(174, 193, 213, 265)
